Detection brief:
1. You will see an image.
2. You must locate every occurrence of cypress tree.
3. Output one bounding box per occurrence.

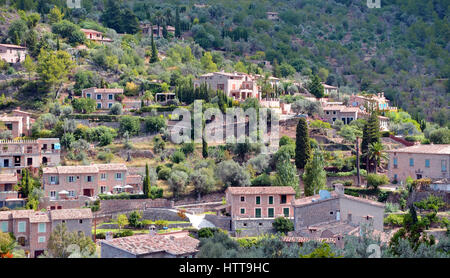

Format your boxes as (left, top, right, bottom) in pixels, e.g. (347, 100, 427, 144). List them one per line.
(308, 74, 325, 99)
(175, 7, 181, 38)
(272, 59, 281, 78)
(295, 118, 311, 169)
(143, 163, 151, 198)
(202, 136, 208, 158)
(150, 31, 159, 63)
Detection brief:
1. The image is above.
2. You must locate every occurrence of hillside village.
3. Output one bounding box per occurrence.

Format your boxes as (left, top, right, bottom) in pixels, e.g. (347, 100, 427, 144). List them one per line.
(0, 1, 449, 259)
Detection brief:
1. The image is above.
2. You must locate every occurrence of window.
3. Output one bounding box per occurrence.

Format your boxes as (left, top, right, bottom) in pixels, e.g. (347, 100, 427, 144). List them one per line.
(50, 191, 56, 198)
(240, 196, 245, 202)
(86, 176, 93, 182)
(68, 176, 75, 183)
(101, 173, 107, 180)
(50, 176, 57, 184)
(442, 160, 447, 172)
(96, 94, 102, 100)
(330, 211, 334, 215)
(97, 103, 102, 109)
(108, 94, 113, 100)
(393, 157, 398, 168)
(240, 208, 245, 214)
(38, 223, 46, 233)
(108, 103, 113, 108)
(100, 186, 106, 194)
(409, 158, 414, 166)
(268, 208, 274, 218)
(38, 236, 45, 243)
(27, 157, 32, 166)
(115, 173, 123, 180)
(283, 208, 289, 217)
(268, 196, 273, 204)
(18, 221, 26, 233)
(394, 174, 398, 180)
(68, 191, 75, 197)
(255, 208, 261, 218)
(255, 196, 260, 205)
(86, 93, 91, 98)
(280, 195, 287, 204)
(1, 221, 7, 232)
(425, 159, 430, 168)
(79, 219, 83, 224)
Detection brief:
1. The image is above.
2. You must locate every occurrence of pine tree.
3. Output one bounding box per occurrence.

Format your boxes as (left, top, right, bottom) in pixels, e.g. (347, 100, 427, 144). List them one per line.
(150, 31, 159, 63)
(361, 113, 380, 172)
(101, 0, 123, 33)
(308, 74, 325, 99)
(295, 118, 311, 169)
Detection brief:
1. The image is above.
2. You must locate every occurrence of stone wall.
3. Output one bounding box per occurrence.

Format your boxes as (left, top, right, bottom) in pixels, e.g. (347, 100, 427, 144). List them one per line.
(232, 218, 276, 237)
(326, 176, 367, 187)
(204, 214, 232, 231)
(142, 208, 186, 221)
(293, 198, 340, 231)
(98, 198, 173, 216)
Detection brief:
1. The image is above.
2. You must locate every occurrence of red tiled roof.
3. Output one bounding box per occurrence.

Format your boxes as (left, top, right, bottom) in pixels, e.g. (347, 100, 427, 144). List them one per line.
(43, 164, 127, 174)
(386, 144, 450, 155)
(49, 208, 92, 220)
(101, 231, 199, 256)
(282, 236, 337, 243)
(0, 43, 26, 49)
(226, 186, 296, 195)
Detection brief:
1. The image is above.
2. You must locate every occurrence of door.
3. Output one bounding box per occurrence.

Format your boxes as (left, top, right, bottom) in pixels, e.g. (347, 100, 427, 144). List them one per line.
(3, 159, 9, 167)
(83, 189, 92, 197)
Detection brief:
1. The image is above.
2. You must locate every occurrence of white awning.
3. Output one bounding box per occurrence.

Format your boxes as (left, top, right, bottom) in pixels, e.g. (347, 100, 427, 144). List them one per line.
(123, 185, 133, 189)
(113, 185, 123, 189)
(58, 190, 69, 194)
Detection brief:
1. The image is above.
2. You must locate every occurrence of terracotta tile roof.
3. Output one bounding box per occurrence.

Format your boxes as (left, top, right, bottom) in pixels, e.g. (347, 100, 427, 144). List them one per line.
(0, 43, 26, 49)
(83, 87, 123, 94)
(0, 115, 23, 122)
(340, 194, 385, 208)
(49, 208, 92, 220)
(226, 186, 296, 195)
(101, 231, 199, 256)
(80, 28, 103, 34)
(282, 236, 337, 243)
(0, 209, 92, 222)
(94, 164, 127, 171)
(0, 173, 18, 184)
(0, 211, 12, 220)
(386, 144, 450, 155)
(29, 211, 50, 223)
(43, 165, 98, 174)
(126, 175, 142, 184)
(293, 192, 339, 206)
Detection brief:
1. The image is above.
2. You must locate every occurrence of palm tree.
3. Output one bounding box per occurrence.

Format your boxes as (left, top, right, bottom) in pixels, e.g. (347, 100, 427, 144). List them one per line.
(368, 142, 388, 173)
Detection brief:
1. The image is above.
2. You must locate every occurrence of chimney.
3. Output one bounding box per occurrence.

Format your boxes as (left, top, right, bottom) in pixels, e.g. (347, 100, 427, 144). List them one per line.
(149, 224, 157, 236)
(105, 231, 113, 241)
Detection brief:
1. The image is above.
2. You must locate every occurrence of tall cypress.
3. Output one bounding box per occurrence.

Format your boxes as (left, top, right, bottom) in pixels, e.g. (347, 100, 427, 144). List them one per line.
(295, 118, 311, 169)
(175, 7, 181, 38)
(150, 31, 159, 63)
(202, 136, 208, 158)
(143, 163, 151, 198)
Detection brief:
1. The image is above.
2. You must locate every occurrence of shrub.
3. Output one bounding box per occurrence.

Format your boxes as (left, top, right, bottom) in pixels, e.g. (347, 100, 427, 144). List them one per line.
(144, 116, 166, 133)
(109, 103, 123, 115)
(170, 150, 186, 163)
(251, 173, 273, 186)
(157, 167, 171, 180)
(198, 227, 221, 238)
(155, 220, 169, 229)
(367, 174, 389, 189)
(343, 180, 353, 186)
(384, 214, 405, 227)
(97, 151, 114, 163)
(181, 142, 195, 155)
(385, 202, 400, 213)
(114, 230, 134, 238)
(272, 217, 294, 234)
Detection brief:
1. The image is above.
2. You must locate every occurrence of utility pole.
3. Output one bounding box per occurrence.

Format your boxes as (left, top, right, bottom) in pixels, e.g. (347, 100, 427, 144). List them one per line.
(356, 136, 361, 187)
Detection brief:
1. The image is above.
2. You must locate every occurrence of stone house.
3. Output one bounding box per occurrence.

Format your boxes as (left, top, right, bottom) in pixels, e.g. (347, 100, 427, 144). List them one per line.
(140, 23, 175, 37)
(322, 83, 338, 96)
(100, 230, 199, 258)
(81, 87, 124, 110)
(225, 186, 296, 236)
(194, 71, 260, 101)
(292, 186, 385, 236)
(387, 144, 450, 182)
(322, 105, 362, 125)
(0, 208, 92, 258)
(80, 29, 113, 43)
(0, 108, 34, 138)
(0, 138, 61, 174)
(0, 172, 24, 209)
(0, 44, 26, 63)
(349, 92, 397, 112)
(42, 163, 133, 202)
